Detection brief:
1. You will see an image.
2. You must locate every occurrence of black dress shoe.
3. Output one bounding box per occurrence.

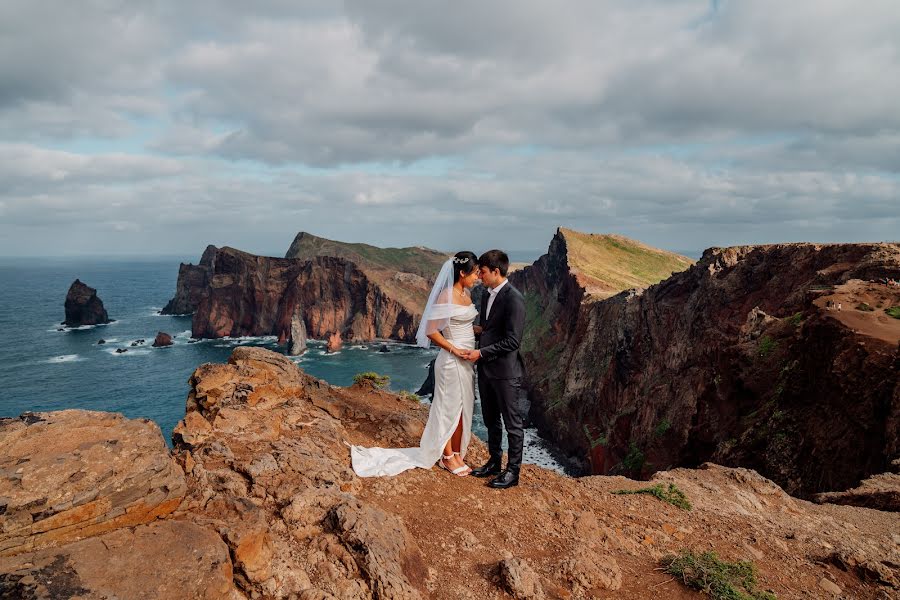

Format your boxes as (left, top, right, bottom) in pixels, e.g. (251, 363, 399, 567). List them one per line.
(488, 470, 519, 489)
(470, 459, 502, 478)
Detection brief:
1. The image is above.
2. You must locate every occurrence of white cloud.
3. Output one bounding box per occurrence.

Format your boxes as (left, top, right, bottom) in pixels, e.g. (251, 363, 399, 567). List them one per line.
(0, 1, 898, 256)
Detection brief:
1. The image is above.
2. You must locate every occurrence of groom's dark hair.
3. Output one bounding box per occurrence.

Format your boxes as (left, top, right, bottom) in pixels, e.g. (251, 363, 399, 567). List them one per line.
(478, 249, 510, 276)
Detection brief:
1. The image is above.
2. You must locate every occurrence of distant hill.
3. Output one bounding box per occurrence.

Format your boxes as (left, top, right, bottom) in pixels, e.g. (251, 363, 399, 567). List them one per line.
(284, 231, 456, 318)
(285, 232, 447, 280)
(558, 228, 694, 298)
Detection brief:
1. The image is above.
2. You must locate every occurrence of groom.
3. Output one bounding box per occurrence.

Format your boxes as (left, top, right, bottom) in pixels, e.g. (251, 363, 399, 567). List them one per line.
(465, 249, 527, 489)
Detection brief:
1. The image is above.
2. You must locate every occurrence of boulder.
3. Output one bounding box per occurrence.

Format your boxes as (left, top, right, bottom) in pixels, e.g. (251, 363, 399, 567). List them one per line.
(152, 332, 174, 348)
(0, 410, 185, 557)
(0, 520, 239, 599)
(63, 280, 110, 327)
(499, 556, 545, 599)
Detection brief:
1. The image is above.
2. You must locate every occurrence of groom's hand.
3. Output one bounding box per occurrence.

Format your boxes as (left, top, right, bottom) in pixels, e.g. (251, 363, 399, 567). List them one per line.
(465, 349, 481, 363)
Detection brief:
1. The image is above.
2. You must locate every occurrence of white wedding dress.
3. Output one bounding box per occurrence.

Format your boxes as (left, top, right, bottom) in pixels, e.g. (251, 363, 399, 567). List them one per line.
(351, 303, 477, 477)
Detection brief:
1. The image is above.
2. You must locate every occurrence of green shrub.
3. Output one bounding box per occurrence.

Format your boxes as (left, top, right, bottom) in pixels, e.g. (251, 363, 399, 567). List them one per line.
(613, 483, 692, 510)
(662, 550, 776, 600)
(353, 372, 390, 388)
(786, 312, 803, 326)
(885, 306, 900, 319)
(398, 390, 420, 402)
(583, 424, 607, 448)
(855, 303, 874, 312)
(653, 418, 671, 437)
(621, 442, 645, 473)
(757, 336, 777, 358)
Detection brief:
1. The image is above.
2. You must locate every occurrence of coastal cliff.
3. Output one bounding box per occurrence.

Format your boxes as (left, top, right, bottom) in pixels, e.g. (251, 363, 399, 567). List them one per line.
(160, 244, 217, 315)
(162, 234, 443, 344)
(512, 230, 900, 498)
(1, 347, 897, 599)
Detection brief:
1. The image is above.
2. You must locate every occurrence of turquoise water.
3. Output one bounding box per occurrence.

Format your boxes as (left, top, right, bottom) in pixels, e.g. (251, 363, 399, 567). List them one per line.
(0, 257, 437, 443)
(0, 256, 569, 472)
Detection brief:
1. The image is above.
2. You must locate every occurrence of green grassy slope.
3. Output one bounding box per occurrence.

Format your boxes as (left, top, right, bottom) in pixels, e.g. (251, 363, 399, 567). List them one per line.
(560, 228, 694, 297)
(285, 232, 447, 280)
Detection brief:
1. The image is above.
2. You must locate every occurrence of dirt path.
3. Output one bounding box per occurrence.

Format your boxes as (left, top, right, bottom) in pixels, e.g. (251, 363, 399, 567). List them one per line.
(814, 279, 900, 344)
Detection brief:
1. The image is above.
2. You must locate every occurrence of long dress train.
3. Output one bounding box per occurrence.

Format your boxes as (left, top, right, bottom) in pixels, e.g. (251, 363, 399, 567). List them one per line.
(350, 304, 477, 477)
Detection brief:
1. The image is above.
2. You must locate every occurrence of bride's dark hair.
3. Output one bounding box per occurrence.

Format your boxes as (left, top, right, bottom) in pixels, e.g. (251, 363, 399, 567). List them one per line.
(452, 251, 478, 282)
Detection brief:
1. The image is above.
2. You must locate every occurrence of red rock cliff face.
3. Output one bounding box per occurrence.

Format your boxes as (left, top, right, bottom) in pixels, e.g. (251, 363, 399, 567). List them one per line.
(160, 245, 217, 315)
(513, 239, 900, 497)
(185, 246, 418, 342)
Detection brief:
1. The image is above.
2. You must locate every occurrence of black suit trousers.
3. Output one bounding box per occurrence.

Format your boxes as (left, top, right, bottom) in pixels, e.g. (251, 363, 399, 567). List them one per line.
(477, 373, 525, 473)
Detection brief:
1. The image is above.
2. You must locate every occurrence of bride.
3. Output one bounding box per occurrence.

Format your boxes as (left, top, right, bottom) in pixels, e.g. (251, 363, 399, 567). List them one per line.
(351, 251, 480, 477)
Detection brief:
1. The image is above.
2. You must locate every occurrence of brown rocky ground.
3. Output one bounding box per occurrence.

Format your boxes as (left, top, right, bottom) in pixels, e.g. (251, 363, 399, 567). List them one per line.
(4, 347, 897, 599)
(814, 280, 900, 345)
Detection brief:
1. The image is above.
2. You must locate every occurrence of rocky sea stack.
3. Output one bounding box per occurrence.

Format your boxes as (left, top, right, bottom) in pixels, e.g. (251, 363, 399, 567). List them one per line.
(512, 228, 900, 498)
(63, 279, 111, 327)
(1, 347, 897, 598)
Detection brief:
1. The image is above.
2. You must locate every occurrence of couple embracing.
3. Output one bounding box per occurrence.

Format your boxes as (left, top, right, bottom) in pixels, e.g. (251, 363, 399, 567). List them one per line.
(351, 249, 526, 489)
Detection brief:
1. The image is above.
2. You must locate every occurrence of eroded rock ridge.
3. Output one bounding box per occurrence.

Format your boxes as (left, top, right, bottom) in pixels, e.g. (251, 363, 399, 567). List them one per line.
(512, 231, 900, 498)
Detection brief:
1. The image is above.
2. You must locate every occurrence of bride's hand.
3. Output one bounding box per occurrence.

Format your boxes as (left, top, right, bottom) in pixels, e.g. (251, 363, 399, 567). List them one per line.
(473, 325, 483, 335)
(451, 347, 469, 359)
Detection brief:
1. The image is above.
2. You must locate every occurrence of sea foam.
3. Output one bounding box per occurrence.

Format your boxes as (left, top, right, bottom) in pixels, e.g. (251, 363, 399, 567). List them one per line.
(46, 354, 83, 363)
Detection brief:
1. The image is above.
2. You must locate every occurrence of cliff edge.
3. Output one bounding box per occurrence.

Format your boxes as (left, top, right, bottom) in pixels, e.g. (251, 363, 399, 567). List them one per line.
(512, 232, 900, 499)
(1, 347, 897, 599)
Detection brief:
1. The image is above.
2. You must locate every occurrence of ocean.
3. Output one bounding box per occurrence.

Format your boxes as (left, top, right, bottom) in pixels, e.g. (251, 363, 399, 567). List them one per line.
(0, 256, 568, 472)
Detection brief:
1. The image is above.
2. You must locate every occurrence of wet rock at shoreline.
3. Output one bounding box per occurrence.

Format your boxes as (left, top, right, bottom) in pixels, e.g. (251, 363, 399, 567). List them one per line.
(326, 331, 342, 353)
(152, 332, 173, 348)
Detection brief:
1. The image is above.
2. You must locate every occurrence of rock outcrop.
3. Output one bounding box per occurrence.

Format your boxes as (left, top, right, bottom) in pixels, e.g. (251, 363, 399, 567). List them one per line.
(326, 331, 343, 353)
(3, 347, 898, 599)
(0, 410, 186, 558)
(288, 304, 308, 355)
(152, 331, 173, 347)
(512, 230, 900, 498)
(164, 244, 429, 343)
(0, 521, 237, 599)
(160, 244, 217, 315)
(815, 472, 900, 512)
(63, 280, 110, 327)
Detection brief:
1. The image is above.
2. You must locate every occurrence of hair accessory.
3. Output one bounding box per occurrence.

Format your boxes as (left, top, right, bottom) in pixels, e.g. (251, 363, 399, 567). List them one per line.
(452, 256, 470, 264)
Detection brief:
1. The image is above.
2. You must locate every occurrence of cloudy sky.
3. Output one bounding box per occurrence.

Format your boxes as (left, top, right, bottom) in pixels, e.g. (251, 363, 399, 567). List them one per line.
(1, 1, 898, 258)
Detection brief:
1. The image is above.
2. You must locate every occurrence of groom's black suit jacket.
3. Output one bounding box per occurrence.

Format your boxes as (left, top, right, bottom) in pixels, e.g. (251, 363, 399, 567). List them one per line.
(477, 281, 526, 380)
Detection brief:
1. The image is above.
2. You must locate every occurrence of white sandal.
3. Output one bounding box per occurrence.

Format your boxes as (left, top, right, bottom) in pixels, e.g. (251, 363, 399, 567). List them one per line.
(440, 454, 470, 476)
(453, 451, 471, 472)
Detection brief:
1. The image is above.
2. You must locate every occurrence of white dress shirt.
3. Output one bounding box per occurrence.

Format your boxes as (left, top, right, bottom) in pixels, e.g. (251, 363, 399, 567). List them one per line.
(486, 278, 508, 319)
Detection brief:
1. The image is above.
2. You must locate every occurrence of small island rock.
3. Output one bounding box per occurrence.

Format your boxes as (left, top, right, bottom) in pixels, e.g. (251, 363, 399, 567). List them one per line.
(152, 332, 174, 348)
(326, 331, 342, 353)
(63, 279, 111, 327)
